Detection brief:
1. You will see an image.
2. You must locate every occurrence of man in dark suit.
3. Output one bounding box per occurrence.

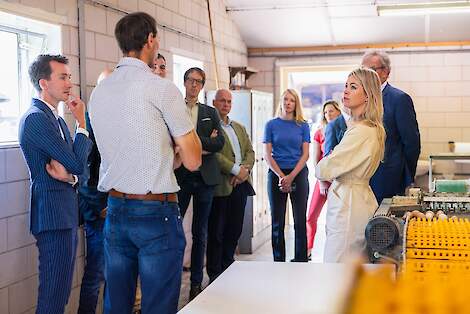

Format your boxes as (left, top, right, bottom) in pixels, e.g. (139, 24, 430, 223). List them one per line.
(362, 51, 421, 204)
(18, 54, 92, 314)
(207, 89, 255, 282)
(77, 69, 111, 314)
(175, 67, 224, 300)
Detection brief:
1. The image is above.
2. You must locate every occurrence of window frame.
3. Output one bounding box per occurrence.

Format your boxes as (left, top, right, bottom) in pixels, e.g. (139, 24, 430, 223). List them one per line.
(0, 9, 61, 147)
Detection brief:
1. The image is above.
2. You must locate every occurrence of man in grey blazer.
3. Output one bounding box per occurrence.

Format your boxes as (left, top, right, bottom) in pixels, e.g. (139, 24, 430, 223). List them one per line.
(175, 67, 225, 300)
(18, 54, 92, 314)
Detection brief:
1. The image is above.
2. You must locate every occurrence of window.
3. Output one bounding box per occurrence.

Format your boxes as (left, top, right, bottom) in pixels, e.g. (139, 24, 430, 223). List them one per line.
(281, 65, 354, 127)
(173, 54, 204, 103)
(0, 10, 61, 145)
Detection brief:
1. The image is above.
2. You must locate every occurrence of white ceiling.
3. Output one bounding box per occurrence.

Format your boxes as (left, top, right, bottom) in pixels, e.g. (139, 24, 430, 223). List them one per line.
(224, 0, 470, 48)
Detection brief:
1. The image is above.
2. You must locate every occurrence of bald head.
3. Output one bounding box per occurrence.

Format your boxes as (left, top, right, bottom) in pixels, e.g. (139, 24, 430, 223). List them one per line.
(97, 68, 113, 85)
(213, 89, 232, 121)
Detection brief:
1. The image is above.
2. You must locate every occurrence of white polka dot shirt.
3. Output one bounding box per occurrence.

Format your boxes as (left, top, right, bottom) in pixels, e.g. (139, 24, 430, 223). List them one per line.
(88, 57, 193, 194)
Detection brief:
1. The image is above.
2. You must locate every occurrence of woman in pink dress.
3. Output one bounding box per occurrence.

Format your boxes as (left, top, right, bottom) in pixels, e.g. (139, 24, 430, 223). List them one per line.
(306, 100, 342, 258)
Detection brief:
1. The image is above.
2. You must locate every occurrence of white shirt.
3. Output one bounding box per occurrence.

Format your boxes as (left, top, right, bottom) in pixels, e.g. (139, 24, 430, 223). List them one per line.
(36, 97, 89, 138)
(381, 81, 387, 92)
(221, 117, 242, 176)
(88, 57, 193, 194)
(186, 102, 199, 128)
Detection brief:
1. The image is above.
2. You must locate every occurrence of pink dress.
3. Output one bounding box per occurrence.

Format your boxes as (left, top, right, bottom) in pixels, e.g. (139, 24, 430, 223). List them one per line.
(306, 128, 329, 250)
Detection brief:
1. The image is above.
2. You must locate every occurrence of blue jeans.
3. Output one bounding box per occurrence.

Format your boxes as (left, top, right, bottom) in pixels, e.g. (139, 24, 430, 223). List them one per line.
(178, 175, 215, 285)
(103, 197, 185, 314)
(78, 220, 105, 314)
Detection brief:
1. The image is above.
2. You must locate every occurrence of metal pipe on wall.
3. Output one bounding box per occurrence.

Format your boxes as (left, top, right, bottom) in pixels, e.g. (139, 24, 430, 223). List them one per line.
(77, 0, 87, 102)
(206, 0, 220, 89)
(85, 0, 246, 56)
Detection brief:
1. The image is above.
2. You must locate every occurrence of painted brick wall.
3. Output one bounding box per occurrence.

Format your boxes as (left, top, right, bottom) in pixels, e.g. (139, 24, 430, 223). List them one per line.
(0, 0, 248, 313)
(247, 50, 470, 160)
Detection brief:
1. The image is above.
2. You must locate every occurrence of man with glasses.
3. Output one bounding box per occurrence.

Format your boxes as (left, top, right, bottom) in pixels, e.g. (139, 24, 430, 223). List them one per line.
(362, 50, 421, 204)
(153, 53, 167, 78)
(175, 67, 225, 300)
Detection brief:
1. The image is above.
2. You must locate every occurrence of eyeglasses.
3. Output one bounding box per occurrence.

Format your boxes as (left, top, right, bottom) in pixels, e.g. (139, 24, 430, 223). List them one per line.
(369, 66, 385, 72)
(159, 64, 166, 70)
(186, 78, 204, 86)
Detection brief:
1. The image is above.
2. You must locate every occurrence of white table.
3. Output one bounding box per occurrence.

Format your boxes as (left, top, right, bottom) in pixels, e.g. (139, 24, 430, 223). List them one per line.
(178, 261, 385, 314)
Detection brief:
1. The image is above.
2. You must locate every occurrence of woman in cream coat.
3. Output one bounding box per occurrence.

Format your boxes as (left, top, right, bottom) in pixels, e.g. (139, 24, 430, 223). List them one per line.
(316, 67, 386, 263)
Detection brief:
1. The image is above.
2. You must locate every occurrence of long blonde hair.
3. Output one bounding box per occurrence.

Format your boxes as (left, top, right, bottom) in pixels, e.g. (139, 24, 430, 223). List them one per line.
(277, 89, 306, 124)
(348, 67, 386, 161)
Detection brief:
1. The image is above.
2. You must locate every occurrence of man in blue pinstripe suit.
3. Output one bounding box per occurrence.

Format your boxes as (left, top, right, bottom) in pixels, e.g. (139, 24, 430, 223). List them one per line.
(19, 54, 92, 314)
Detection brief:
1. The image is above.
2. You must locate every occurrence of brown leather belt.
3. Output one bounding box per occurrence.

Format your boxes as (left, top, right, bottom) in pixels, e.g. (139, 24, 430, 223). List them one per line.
(109, 189, 177, 203)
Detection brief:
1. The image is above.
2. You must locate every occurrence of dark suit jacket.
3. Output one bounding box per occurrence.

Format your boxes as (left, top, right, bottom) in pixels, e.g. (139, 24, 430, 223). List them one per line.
(78, 112, 108, 224)
(19, 98, 92, 234)
(370, 83, 421, 203)
(175, 103, 225, 186)
(324, 114, 347, 156)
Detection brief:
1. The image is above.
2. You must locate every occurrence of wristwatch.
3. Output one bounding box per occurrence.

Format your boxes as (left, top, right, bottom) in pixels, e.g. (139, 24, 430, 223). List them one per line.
(68, 175, 79, 188)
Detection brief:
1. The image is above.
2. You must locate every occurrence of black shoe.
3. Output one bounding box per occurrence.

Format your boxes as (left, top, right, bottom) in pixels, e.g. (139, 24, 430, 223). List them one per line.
(290, 258, 308, 262)
(189, 284, 202, 301)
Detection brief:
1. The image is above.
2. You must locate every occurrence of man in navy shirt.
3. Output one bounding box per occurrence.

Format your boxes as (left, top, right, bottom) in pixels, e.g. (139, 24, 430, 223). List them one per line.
(77, 69, 111, 314)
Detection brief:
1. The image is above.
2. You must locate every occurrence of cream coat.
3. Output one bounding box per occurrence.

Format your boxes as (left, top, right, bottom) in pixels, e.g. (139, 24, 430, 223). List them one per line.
(315, 123, 382, 262)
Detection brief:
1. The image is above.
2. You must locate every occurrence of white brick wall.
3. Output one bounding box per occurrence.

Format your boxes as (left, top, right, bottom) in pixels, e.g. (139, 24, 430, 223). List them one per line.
(84, 4, 107, 33)
(0, 287, 8, 314)
(8, 275, 38, 314)
(5, 150, 29, 182)
(248, 51, 470, 160)
(1, 0, 248, 312)
(6, 214, 35, 251)
(0, 220, 7, 254)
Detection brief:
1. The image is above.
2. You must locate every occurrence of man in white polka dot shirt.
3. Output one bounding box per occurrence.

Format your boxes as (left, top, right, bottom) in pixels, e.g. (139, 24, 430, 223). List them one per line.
(88, 12, 201, 314)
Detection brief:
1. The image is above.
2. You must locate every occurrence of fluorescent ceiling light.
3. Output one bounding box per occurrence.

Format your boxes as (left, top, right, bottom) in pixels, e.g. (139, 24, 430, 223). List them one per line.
(378, 1, 470, 16)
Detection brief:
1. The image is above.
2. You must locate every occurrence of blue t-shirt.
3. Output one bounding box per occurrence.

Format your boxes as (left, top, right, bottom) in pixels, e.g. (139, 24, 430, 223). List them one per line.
(263, 117, 311, 169)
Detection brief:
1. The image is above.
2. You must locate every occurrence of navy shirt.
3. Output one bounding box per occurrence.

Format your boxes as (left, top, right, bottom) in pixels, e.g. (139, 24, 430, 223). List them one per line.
(78, 112, 108, 223)
(324, 114, 347, 157)
(263, 117, 310, 169)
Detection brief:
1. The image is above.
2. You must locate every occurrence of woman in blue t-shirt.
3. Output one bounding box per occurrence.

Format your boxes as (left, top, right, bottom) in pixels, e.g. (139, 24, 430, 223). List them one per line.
(263, 89, 310, 262)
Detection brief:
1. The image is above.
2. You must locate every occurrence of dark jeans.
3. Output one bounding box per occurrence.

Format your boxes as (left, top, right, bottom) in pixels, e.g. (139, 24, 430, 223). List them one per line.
(178, 174, 215, 286)
(103, 197, 185, 314)
(78, 220, 105, 314)
(268, 167, 309, 262)
(207, 182, 249, 281)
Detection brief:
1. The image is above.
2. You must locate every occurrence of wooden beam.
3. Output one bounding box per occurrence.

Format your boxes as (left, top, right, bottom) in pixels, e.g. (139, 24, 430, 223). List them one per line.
(248, 41, 470, 54)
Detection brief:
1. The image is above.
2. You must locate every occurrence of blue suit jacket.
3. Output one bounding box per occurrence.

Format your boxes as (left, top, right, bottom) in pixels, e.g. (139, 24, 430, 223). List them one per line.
(324, 114, 347, 156)
(370, 83, 421, 203)
(19, 98, 92, 234)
